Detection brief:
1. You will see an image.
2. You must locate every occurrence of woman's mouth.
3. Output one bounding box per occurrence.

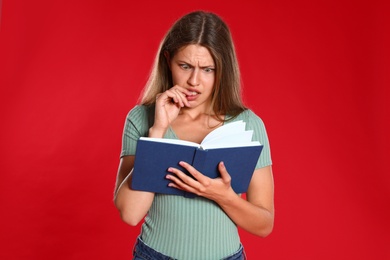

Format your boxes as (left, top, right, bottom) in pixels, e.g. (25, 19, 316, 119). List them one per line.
(186, 91, 199, 100)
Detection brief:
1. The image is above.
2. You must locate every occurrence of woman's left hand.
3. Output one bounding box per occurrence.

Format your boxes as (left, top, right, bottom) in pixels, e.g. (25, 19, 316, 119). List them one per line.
(166, 161, 235, 202)
(168, 162, 275, 237)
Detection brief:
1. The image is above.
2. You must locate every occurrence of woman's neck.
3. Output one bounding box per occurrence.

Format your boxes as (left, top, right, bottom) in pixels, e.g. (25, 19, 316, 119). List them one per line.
(170, 112, 224, 143)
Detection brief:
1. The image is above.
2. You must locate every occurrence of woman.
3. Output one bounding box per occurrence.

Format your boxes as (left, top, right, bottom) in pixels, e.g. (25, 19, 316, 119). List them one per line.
(114, 11, 274, 260)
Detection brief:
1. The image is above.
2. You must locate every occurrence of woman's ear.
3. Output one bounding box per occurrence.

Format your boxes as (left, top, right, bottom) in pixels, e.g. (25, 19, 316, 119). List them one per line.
(164, 51, 171, 70)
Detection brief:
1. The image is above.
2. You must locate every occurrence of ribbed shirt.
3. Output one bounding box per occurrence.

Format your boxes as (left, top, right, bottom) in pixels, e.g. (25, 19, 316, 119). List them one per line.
(121, 105, 272, 259)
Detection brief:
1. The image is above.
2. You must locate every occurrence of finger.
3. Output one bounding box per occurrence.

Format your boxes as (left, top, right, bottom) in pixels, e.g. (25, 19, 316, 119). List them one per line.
(173, 88, 193, 107)
(167, 165, 198, 185)
(170, 86, 192, 107)
(166, 168, 200, 193)
(172, 89, 186, 107)
(160, 89, 184, 107)
(178, 161, 213, 190)
(177, 161, 204, 181)
(218, 162, 232, 184)
(171, 85, 194, 96)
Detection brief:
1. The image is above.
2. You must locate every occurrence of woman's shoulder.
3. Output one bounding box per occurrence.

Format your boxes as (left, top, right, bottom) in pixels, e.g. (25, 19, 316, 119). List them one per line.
(125, 105, 154, 127)
(232, 108, 264, 123)
(127, 105, 148, 116)
(228, 109, 267, 134)
(126, 105, 152, 120)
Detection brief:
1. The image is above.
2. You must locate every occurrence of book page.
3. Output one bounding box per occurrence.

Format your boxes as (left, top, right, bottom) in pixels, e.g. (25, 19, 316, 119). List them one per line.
(203, 140, 261, 150)
(201, 131, 256, 149)
(139, 137, 200, 147)
(201, 121, 246, 145)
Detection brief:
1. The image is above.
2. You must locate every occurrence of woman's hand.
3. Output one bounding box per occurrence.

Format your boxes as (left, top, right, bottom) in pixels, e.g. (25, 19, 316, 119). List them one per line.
(166, 162, 275, 237)
(150, 86, 193, 137)
(166, 161, 235, 202)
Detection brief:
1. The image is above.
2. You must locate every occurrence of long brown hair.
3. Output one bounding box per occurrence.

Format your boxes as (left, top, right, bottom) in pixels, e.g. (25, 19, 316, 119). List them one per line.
(140, 11, 246, 119)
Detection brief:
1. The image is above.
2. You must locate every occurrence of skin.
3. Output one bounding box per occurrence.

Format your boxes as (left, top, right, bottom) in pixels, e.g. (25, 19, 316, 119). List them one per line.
(114, 44, 274, 237)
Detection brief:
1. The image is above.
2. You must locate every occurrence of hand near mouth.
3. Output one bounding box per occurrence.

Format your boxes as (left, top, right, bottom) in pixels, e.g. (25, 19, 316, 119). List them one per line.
(150, 85, 194, 137)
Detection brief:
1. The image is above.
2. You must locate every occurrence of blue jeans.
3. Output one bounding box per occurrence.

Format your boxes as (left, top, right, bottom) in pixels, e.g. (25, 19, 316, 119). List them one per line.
(132, 237, 246, 260)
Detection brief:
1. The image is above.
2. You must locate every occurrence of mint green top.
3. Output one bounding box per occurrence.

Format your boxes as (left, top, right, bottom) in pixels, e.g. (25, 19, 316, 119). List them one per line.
(121, 105, 272, 259)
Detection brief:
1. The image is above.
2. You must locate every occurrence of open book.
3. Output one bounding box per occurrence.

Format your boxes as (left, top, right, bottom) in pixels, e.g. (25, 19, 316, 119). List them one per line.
(131, 120, 263, 198)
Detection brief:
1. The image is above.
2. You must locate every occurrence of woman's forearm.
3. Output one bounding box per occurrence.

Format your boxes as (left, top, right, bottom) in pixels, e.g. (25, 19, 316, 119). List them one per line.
(114, 171, 154, 226)
(114, 156, 154, 226)
(217, 190, 274, 237)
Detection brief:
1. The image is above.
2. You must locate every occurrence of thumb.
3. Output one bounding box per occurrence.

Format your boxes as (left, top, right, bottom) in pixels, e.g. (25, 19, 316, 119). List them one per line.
(218, 161, 231, 183)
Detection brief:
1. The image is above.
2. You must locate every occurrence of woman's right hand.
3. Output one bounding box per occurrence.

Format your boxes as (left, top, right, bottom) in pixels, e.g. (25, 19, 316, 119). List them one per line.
(150, 85, 193, 137)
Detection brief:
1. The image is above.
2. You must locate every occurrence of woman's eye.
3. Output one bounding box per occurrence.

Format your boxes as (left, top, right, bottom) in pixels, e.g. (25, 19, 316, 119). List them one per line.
(180, 64, 191, 70)
(204, 68, 215, 73)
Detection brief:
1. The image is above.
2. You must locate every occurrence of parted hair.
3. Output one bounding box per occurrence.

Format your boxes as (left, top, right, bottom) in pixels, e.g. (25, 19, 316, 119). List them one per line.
(140, 11, 246, 118)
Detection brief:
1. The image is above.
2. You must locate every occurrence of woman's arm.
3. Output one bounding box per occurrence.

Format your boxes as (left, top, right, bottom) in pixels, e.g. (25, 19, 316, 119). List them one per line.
(114, 86, 193, 225)
(166, 162, 274, 237)
(114, 155, 155, 226)
(218, 165, 274, 237)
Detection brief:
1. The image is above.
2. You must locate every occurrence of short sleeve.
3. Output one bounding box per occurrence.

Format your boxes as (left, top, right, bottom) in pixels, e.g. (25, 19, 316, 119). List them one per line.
(120, 105, 150, 158)
(232, 110, 272, 169)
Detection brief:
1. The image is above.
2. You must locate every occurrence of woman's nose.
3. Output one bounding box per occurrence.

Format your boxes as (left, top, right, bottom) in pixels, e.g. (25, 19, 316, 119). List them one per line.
(187, 69, 200, 86)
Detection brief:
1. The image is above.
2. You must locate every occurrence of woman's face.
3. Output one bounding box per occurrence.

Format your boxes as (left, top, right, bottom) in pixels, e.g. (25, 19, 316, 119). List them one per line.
(169, 44, 216, 111)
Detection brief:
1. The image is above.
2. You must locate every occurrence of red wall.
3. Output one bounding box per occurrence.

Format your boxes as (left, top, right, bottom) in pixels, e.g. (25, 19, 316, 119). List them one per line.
(1, 0, 389, 259)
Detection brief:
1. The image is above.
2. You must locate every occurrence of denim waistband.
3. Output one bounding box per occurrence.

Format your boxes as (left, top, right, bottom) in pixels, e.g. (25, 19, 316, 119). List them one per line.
(132, 236, 246, 260)
(133, 236, 175, 260)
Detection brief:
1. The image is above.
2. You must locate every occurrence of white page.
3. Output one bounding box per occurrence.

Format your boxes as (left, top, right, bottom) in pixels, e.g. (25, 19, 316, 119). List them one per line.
(202, 131, 255, 149)
(201, 120, 246, 145)
(204, 141, 261, 150)
(139, 137, 200, 147)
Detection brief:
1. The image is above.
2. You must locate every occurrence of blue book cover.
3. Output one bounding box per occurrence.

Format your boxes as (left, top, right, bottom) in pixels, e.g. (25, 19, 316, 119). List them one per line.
(131, 121, 263, 197)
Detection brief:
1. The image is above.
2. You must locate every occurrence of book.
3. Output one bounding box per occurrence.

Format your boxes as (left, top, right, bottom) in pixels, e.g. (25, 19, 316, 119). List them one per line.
(131, 120, 263, 198)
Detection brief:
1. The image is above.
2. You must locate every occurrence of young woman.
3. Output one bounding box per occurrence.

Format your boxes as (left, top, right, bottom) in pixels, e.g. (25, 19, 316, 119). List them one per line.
(114, 11, 274, 260)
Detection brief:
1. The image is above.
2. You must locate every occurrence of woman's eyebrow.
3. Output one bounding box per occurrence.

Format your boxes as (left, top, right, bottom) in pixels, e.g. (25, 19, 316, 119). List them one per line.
(177, 60, 215, 68)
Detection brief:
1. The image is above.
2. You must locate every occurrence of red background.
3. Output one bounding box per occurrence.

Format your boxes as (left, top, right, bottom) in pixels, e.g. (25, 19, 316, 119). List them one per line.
(1, 0, 389, 259)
